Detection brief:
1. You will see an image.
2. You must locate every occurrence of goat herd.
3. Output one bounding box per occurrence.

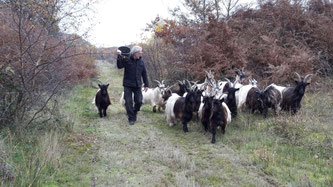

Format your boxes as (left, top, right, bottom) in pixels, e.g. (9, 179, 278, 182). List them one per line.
(94, 68, 312, 144)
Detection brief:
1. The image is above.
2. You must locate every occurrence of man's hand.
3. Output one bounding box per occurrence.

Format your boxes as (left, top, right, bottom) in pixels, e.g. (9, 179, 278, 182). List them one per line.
(143, 87, 148, 92)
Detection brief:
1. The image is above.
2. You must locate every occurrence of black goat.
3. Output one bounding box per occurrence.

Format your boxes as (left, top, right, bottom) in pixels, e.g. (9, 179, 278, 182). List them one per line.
(245, 87, 264, 114)
(209, 98, 228, 144)
(171, 81, 187, 96)
(225, 87, 240, 117)
(201, 96, 214, 132)
(173, 89, 202, 132)
(95, 83, 111, 118)
(162, 88, 173, 102)
(281, 73, 312, 114)
(261, 84, 282, 117)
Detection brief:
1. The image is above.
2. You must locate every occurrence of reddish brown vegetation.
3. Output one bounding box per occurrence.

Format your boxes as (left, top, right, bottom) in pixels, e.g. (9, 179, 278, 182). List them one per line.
(0, 1, 97, 128)
(144, 0, 333, 88)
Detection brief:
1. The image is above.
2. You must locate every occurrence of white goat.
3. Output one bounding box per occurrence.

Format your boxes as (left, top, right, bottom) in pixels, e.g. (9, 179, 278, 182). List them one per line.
(120, 80, 167, 112)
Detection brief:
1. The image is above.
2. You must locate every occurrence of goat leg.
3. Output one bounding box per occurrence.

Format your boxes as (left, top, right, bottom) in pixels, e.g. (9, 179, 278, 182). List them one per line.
(211, 126, 216, 144)
(182, 122, 189, 132)
(221, 124, 226, 134)
(98, 107, 103, 118)
(103, 108, 107, 117)
(153, 105, 157, 113)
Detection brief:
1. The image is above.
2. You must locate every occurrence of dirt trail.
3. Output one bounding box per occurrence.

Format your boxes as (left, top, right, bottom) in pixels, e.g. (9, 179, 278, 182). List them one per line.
(87, 60, 278, 186)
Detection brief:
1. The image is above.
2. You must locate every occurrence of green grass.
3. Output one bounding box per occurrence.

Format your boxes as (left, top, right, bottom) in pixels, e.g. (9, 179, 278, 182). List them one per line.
(3, 60, 331, 186)
(52, 60, 331, 186)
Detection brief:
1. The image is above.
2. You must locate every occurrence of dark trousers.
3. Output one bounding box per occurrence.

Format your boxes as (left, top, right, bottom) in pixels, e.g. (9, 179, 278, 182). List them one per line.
(124, 86, 143, 121)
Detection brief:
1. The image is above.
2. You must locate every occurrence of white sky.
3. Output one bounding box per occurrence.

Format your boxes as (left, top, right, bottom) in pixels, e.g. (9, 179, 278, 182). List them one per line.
(86, 0, 180, 48)
(85, 0, 256, 48)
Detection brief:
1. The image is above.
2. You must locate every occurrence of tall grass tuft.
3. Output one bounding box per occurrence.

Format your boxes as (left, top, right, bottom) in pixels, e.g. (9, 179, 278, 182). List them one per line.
(0, 129, 61, 186)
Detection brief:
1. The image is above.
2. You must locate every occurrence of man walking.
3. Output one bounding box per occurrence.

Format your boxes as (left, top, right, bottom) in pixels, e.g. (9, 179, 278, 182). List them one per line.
(117, 46, 149, 125)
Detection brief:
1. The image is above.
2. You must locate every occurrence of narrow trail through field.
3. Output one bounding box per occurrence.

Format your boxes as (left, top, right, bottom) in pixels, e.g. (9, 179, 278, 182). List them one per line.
(69, 60, 279, 186)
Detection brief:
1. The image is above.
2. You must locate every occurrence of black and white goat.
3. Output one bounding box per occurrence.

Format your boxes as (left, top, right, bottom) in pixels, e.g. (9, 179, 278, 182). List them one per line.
(94, 80, 111, 118)
(165, 85, 202, 132)
(280, 72, 312, 114)
(237, 78, 257, 109)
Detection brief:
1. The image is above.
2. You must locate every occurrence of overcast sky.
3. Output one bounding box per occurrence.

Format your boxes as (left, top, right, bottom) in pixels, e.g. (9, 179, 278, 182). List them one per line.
(86, 0, 180, 48)
(85, 0, 256, 48)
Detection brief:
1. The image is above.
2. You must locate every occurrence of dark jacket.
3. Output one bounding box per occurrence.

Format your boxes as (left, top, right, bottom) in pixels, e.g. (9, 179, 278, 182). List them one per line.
(117, 55, 149, 88)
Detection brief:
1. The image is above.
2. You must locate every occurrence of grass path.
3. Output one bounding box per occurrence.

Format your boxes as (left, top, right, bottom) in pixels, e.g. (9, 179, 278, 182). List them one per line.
(55, 60, 332, 186)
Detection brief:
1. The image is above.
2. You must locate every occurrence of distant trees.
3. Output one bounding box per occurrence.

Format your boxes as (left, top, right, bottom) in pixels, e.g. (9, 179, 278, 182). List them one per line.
(0, 0, 97, 129)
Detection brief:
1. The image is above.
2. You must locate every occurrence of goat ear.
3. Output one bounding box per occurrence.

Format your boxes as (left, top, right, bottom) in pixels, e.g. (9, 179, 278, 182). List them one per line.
(306, 82, 310, 86)
(98, 84, 101, 88)
(106, 84, 109, 87)
(236, 88, 240, 91)
(220, 98, 225, 103)
(295, 80, 299, 85)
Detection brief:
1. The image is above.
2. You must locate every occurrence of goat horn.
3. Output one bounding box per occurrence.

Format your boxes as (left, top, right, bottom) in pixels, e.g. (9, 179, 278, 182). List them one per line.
(224, 78, 232, 86)
(242, 67, 245, 72)
(96, 79, 103, 84)
(177, 80, 183, 84)
(294, 72, 302, 81)
(162, 80, 165, 85)
(233, 81, 238, 87)
(186, 79, 192, 87)
(304, 74, 313, 83)
(154, 80, 161, 85)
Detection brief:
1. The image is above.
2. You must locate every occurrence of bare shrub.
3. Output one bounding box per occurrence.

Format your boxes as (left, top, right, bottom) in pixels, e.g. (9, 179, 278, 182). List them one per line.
(0, 0, 97, 129)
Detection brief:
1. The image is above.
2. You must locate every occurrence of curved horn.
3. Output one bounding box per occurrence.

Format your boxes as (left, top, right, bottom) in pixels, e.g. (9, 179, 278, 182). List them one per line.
(177, 80, 183, 85)
(154, 80, 161, 85)
(105, 79, 110, 84)
(224, 78, 232, 87)
(204, 70, 209, 75)
(294, 72, 302, 81)
(161, 80, 165, 85)
(304, 74, 313, 83)
(186, 79, 192, 87)
(96, 79, 103, 84)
